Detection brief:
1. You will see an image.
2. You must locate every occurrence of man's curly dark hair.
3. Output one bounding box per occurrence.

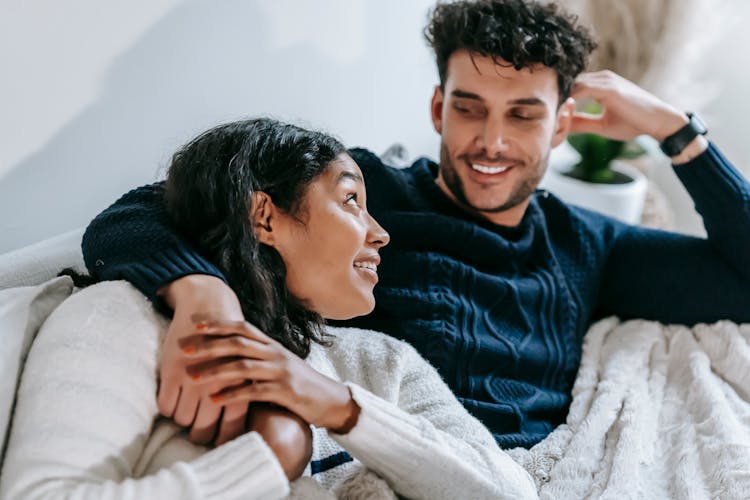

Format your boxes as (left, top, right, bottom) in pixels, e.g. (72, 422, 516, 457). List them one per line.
(425, 0, 597, 104)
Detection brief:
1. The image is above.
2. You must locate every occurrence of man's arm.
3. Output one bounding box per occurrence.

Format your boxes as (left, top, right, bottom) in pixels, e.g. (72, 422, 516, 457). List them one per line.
(595, 207, 750, 325)
(572, 72, 750, 324)
(82, 183, 226, 304)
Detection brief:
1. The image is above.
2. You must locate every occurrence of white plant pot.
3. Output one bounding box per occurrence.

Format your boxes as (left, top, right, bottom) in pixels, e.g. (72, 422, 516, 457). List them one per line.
(539, 159, 648, 225)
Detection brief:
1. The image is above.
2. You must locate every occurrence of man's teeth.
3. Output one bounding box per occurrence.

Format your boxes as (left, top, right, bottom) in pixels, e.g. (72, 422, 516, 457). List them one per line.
(354, 262, 377, 272)
(471, 164, 510, 174)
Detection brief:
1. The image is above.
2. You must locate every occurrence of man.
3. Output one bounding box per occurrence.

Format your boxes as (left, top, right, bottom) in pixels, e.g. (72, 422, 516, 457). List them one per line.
(83, 0, 750, 451)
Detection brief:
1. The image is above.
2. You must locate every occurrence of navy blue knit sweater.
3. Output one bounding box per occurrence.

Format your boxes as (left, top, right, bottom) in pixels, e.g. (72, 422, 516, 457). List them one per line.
(83, 143, 750, 448)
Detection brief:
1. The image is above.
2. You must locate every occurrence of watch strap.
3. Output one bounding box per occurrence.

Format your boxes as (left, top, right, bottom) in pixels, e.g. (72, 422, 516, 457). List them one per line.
(659, 112, 708, 157)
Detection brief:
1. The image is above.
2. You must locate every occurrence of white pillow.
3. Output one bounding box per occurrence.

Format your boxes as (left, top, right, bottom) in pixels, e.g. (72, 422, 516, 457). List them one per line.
(0, 276, 74, 462)
(0, 227, 85, 290)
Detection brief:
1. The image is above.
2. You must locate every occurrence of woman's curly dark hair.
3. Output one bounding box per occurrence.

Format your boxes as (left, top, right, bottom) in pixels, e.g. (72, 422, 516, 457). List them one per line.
(164, 118, 346, 358)
(425, 0, 597, 103)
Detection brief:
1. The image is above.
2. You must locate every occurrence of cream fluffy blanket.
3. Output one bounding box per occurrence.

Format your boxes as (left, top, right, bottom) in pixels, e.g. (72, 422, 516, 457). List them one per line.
(508, 318, 750, 500)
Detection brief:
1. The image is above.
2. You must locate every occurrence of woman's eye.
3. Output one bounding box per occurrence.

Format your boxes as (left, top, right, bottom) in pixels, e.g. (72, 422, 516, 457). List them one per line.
(345, 193, 359, 206)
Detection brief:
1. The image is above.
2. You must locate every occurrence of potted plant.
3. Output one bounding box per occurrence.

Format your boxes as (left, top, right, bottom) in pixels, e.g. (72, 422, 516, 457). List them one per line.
(540, 131, 648, 224)
(565, 133, 643, 184)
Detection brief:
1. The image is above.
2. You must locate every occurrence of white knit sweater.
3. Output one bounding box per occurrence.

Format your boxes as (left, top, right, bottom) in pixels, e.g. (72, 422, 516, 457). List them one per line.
(0, 282, 536, 500)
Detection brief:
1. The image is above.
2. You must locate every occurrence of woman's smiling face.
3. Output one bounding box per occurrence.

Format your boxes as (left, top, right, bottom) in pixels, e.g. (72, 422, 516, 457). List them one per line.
(258, 153, 389, 320)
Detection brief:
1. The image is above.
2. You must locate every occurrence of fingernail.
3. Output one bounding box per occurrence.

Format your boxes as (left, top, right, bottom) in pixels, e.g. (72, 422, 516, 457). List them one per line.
(182, 346, 196, 354)
(211, 395, 221, 403)
(190, 372, 201, 381)
(196, 322, 208, 331)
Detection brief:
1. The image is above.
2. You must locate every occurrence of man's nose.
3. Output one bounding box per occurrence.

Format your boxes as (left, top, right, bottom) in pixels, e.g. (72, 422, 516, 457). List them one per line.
(480, 119, 511, 157)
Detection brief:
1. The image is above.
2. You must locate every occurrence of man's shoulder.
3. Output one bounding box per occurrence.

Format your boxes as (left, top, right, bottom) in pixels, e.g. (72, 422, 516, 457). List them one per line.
(347, 147, 381, 167)
(347, 147, 431, 208)
(348, 147, 410, 178)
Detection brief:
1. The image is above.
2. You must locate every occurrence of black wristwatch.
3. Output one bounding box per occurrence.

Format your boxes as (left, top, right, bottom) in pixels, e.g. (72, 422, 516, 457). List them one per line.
(659, 112, 708, 157)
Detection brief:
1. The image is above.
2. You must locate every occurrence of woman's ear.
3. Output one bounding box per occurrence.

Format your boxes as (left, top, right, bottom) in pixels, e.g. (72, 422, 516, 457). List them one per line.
(250, 191, 275, 246)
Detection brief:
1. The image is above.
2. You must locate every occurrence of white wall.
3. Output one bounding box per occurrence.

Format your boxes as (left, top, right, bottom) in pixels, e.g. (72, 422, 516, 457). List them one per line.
(2, 0, 749, 253)
(0, 0, 439, 253)
(647, 0, 750, 235)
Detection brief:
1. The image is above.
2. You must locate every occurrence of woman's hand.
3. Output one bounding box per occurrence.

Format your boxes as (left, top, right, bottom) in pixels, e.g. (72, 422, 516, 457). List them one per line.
(158, 275, 251, 444)
(180, 319, 361, 433)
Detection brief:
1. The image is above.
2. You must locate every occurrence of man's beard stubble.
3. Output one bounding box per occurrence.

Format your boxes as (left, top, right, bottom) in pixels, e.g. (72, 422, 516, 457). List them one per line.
(437, 142, 547, 216)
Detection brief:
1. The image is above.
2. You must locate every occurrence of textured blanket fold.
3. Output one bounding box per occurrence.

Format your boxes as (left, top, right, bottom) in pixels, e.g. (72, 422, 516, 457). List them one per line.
(508, 318, 750, 500)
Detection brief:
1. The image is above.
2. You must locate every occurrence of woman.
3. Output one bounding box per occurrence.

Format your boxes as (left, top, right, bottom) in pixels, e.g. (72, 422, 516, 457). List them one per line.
(0, 119, 537, 499)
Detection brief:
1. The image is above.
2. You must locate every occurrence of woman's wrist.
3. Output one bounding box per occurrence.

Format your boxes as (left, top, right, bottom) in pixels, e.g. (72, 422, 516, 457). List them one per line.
(325, 385, 361, 434)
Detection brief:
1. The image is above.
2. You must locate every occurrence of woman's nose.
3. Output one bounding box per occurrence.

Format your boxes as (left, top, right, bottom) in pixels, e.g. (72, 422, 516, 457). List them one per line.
(367, 214, 390, 248)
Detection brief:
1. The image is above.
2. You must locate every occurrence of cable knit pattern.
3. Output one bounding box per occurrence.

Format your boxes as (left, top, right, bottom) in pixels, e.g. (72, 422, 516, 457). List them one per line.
(0, 282, 537, 500)
(82, 143, 750, 448)
(82, 183, 226, 316)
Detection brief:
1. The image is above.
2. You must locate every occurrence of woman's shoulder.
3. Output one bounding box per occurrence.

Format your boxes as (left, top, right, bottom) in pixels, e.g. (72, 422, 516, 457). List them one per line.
(323, 326, 416, 360)
(311, 326, 421, 399)
(61, 280, 157, 315)
(68, 279, 149, 300)
(43, 280, 167, 342)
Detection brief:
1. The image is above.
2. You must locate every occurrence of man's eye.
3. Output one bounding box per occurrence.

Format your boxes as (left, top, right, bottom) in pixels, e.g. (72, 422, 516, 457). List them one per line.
(454, 104, 486, 118)
(454, 104, 480, 116)
(511, 112, 540, 121)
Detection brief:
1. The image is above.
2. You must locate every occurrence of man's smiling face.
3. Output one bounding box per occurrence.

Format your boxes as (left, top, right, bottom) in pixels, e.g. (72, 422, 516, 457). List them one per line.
(431, 49, 574, 226)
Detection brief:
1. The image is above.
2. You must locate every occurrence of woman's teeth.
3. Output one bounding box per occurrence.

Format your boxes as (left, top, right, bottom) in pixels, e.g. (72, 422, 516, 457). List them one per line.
(471, 164, 509, 174)
(354, 262, 377, 272)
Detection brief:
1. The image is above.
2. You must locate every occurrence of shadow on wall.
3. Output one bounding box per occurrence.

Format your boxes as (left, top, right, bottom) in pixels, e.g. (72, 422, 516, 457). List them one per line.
(0, 0, 436, 253)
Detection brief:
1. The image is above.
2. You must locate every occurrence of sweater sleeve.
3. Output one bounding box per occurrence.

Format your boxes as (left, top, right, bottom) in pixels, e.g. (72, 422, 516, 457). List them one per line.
(0, 282, 289, 500)
(596, 143, 750, 325)
(81, 183, 226, 307)
(329, 344, 538, 500)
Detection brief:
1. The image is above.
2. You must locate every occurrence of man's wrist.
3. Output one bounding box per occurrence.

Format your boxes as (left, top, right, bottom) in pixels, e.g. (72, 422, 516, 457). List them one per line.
(670, 135, 709, 165)
(656, 111, 709, 163)
(652, 110, 690, 142)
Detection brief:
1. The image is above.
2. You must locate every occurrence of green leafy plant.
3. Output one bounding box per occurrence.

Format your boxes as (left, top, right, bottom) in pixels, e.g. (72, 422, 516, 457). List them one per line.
(567, 133, 626, 184)
(566, 134, 647, 184)
(566, 101, 645, 184)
